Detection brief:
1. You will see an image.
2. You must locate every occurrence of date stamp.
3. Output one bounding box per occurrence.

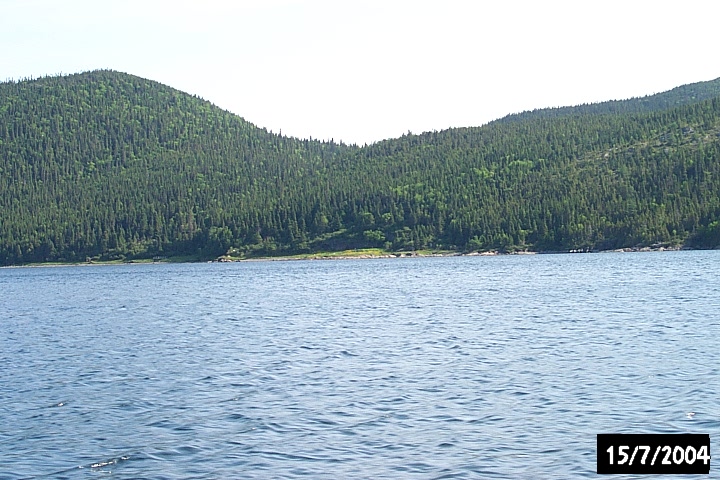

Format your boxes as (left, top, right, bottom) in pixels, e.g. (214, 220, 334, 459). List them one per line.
(597, 434, 710, 474)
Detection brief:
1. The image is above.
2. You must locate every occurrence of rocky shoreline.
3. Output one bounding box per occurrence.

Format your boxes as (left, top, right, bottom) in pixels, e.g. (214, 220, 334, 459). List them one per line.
(1, 243, 701, 268)
(215, 242, 694, 263)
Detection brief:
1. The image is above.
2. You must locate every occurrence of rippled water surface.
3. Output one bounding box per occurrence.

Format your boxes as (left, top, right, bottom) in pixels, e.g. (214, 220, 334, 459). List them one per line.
(1, 251, 719, 478)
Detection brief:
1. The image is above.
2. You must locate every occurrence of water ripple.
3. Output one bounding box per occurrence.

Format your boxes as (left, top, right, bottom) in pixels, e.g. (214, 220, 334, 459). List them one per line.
(1, 251, 719, 478)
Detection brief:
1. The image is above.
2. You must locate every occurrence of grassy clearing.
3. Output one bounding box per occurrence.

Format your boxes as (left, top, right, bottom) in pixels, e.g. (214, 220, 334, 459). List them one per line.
(228, 248, 459, 262)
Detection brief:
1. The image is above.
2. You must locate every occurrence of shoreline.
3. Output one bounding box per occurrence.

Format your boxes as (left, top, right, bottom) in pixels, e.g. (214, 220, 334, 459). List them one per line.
(231, 244, 689, 262)
(1, 243, 702, 269)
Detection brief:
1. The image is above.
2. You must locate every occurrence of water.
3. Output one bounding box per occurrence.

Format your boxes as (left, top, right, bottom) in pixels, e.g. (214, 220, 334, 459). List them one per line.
(1, 251, 719, 478)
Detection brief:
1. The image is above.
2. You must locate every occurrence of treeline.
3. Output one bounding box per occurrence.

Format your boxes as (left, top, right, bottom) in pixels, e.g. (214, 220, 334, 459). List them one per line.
(497, 78, 720, 124)
(1, 70, 719, 265)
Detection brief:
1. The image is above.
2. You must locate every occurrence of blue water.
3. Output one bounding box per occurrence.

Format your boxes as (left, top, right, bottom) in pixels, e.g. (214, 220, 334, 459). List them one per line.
(1, 251, 719, 478)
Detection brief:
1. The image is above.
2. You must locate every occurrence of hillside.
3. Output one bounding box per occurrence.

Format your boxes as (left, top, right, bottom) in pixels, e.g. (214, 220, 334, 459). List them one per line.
(496, 77, 720, 123)
(1, 71, 719, 265)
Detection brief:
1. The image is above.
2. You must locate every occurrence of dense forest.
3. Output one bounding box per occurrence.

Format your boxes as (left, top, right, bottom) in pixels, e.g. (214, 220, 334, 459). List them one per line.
(1, 70, 719, 265)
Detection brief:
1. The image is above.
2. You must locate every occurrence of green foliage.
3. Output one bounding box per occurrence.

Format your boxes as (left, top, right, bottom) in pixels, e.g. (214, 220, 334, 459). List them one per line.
(1, 70, 720, 265)
(363, 229, 386, 245)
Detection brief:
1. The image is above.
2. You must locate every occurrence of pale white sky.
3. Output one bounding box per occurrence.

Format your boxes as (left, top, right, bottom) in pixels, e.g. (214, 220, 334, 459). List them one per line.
(2, 0, 718, 145)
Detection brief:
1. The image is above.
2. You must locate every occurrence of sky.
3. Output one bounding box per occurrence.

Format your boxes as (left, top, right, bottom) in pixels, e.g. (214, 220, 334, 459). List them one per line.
(2, 0, 719, 145)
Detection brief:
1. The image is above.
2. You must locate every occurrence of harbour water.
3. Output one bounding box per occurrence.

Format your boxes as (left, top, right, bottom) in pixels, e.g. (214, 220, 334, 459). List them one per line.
(1, 251, 719, 478)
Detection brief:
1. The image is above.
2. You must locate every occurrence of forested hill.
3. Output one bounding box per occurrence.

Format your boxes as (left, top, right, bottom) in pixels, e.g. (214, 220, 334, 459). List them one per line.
(496, 77, 720, 123)
(1, 70, 720, 265)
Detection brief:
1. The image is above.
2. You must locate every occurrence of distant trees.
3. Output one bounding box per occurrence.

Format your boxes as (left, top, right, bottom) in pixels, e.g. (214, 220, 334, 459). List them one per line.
(0, 70, 720, 265)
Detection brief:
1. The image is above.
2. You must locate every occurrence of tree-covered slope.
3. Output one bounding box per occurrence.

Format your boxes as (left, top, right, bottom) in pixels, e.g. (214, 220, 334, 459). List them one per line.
(0, 70, 357, 264)
(496, 76, 720, 123)
(1, 70, 719, 265)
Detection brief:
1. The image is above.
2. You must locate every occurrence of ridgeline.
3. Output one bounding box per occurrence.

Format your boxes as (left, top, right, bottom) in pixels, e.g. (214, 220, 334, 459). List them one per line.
(1, 70, 720, 265)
